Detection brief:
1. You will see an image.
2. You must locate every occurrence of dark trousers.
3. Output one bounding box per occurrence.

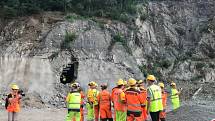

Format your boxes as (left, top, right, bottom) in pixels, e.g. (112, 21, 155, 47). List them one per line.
(150, 111, 160, 121)
(160, 118, 166, 121)
(100, 118, 113, 121)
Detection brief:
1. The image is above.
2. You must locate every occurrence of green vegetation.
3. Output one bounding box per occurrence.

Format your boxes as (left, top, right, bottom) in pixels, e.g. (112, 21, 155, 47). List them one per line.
(138, 64, 163, 80)
(195, 62, 206, 70)
(0, 0, 147, 23)
(61, 31, 77, 49)
(113, 34, 132, 55)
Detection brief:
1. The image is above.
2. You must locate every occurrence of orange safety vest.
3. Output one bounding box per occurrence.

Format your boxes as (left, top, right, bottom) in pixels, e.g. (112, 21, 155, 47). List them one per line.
(112, 88, 126, 111)
(7, 94, 21, 112)
(140, 88, 147, 120)
(125, 88, 144, 113)
(98, 90, 111, 108)
(160, 91, 168, 118)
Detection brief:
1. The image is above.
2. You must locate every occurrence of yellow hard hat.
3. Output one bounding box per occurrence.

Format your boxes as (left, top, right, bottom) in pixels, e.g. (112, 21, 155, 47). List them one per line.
(158, 82, 164, 88)
(117, 79, 124, 86)
(88, 81, 96, 86)
(11, 84, 19, 90)
(171, 82, 176, 86)
(147, 75, 156, 81)
(128, 78, 137, 86)
(138, 80, 143, 84)
(123, 80, 127, 85)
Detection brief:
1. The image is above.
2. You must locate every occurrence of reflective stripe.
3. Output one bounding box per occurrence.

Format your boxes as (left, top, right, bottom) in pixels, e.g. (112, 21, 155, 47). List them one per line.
(171, 97, 179, 99)
(127, 109, 142, 112)
(151, 98, 162, 102)
(69, 103, 81, 104)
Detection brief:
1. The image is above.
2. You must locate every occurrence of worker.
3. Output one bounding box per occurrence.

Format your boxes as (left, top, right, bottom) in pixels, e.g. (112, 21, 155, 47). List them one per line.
(6, 84, 22, 121)
(146, 75, 163, 121)
(65, 83, 81, 121)
(158, 82, 167, 121)
(170, 82, 181, 110)
(137, 80, 148, 121)
(111, 79, 126, 121)
(97, 83, 113, 121)
(87, 81, 99, 121)
(125, 78, 145, 121)
(79, 86, 85, 121)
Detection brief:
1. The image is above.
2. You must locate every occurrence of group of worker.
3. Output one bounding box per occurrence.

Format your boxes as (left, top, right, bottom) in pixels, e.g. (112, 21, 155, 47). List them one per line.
(65, 74, 181, 121)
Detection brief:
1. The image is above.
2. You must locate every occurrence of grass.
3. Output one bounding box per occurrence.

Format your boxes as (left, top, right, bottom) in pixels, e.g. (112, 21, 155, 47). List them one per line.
(61, 31, 77, 49)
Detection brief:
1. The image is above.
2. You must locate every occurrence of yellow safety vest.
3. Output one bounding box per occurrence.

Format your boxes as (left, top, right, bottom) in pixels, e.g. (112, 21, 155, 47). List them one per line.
(67, 92, 81, 110)
(171, 88, 180, 109)
(148, 85, 163, 112)
(87, 89, 99, 105)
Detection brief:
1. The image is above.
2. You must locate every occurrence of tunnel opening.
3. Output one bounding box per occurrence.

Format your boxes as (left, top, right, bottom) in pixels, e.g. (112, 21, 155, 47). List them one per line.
(60, 57, 79, 84)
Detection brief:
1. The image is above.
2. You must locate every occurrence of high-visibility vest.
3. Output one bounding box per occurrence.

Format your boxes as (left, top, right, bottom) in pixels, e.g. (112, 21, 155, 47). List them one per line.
(171, 88, 180, 109)
(67, 92, 81, 110)
(125, 88, 144, 113)
(162, 91, 168, 109)
(112, 88, 126, 111)
(87, 89, 99, 105)
(99, 90, 111, 104)
(7, 94, 21, 112)
(148, 85, 163, 112)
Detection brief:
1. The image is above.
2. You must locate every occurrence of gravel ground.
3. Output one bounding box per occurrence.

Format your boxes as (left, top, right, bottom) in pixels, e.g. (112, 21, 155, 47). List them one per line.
(0, 101, 215, 121)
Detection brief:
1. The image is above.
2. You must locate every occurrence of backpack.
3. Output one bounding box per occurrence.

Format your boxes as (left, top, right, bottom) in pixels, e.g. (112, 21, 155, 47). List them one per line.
(5, 94, 12, 109)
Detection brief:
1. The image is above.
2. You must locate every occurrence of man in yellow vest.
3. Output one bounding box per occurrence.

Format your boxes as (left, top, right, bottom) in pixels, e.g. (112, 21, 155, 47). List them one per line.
(170, 82, 181, 110)
(87, 81, 99, 121)
(146, 75, 163, 121)
(65, 83, 81, 121)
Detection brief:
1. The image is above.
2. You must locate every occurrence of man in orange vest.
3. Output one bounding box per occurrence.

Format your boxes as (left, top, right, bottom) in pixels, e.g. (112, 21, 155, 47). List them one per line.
(111, 79, 126, 121)
(137, 80, 148, 121)
(158, 82, 167, 121)
(97, 83, 113, 121)
(6, 84, 22, 121)
(125, 78, 145, 121)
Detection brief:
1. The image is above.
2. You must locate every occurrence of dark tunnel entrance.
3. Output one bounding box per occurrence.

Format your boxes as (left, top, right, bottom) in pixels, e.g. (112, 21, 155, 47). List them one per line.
(60, 57, 79, 84)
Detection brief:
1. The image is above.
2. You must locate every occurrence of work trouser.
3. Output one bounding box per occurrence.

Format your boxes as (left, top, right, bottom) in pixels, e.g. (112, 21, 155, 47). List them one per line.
(65, 110, 80, 121)
(100, 105, 112, 121)
(80, 107, 84, 121)
(127, 111, 142, 121)
(115, 110, 126, 121)
(150, 111, 160, 121)
(159, 110, 166, 121)
(94, 105, 99, 121)
(86, 103, 94, 121)
(141, 107, 147, 121)
(8, 112, 18, 121)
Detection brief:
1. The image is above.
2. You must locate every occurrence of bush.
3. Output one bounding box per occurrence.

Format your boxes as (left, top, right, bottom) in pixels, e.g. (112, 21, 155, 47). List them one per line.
(61, 32, 77, 49)
(113, 34, 132, 55)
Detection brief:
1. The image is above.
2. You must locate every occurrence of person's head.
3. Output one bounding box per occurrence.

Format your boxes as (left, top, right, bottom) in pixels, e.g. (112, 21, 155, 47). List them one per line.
(146, 75, 156, 85)
(137, 80, 144, 87)
(128, 78, 137, 88)
(100, 83, 108, 90)
(88, 81, 96, 89)
(158, 82, 165, 91)
(70, 82, 80, 91)
(170, 82, 176, 89)
(117, 79, 124, 89)
(11, 84, 19, 94)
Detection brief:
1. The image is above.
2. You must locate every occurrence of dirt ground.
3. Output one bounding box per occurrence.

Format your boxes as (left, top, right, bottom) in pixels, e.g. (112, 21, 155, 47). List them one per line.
(0, 101, 215, 121)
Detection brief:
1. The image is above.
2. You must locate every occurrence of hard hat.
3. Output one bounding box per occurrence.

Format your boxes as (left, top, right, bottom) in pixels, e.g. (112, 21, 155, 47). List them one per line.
(117, 79, 124, 86)
(138, 80, 144, 84)
(171, 82, 176, 86)
(147, 75, 156, 81)
(88, 81, 96, 86)
(158, 82, 164, 88)
(11, 84, 19, 90)
(123, 80, 127, 85)
(128, 78, 137, 86)
(71, 82, 79, 87)
(101, 83, 107, 87)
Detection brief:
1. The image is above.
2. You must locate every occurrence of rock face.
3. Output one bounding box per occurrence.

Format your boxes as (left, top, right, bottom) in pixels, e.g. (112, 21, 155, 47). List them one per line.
(0, 1, 214, 107)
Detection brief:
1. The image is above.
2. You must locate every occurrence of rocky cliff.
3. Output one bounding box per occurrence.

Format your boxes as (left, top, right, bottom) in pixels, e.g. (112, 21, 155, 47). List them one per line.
(0, 0, 214, 107)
